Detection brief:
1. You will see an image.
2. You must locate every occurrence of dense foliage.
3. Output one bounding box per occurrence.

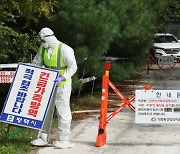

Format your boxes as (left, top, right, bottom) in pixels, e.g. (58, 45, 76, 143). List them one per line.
(0, 0, 57, 63)
(0, 0, 179, 90)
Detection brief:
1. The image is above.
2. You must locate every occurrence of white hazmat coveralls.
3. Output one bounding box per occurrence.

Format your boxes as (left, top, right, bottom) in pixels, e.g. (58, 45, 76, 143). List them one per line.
(31, 27, 77, 149)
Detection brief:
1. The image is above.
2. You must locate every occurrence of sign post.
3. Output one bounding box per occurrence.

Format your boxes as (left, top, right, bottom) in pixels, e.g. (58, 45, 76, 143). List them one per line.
(0, 63, 59, 130)
(0, 71, 15, 83)
(136, 90, 180, 123)
(158, 56, 174, 65)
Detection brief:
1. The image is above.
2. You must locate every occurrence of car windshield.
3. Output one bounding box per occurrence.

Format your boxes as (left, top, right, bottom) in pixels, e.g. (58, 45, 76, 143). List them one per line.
(154, 35, 178, 43)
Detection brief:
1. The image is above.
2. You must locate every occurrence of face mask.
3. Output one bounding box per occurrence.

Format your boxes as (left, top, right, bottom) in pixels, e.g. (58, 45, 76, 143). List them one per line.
(42, 42, 49, 48)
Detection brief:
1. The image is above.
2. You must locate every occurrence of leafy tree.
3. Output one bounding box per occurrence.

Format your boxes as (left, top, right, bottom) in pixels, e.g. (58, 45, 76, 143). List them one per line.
(0, 0, 57, 63)
(0, 0, 57, 109)
(146, 0, 180, 32)
(93, 0, 156, 80)
(0, 0, 179, 93)
(38, 0, 177, 84)
(166, 0, 180, 24)
(0, 0, 57, 25)
(43, 0, 120, 80)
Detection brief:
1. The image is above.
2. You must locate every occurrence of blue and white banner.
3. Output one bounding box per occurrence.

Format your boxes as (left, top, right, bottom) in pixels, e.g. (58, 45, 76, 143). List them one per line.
(0, 63, 59, 130)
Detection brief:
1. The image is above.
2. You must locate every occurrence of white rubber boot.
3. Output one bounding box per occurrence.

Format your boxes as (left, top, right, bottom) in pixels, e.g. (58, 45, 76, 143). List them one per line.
(31, 133, 48, 146)
(53, 141, 74, 149)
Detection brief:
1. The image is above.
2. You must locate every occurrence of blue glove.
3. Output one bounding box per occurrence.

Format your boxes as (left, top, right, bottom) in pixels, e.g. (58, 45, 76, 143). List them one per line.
(54, 76, 66, 86)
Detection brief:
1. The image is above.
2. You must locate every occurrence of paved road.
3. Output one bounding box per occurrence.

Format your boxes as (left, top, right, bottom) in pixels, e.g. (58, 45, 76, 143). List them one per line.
(37, 64, 180, 154)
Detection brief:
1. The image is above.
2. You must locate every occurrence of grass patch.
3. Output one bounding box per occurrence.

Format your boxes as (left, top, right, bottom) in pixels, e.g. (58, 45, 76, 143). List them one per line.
(0, 123, 38, 154)
(71, 94, 100, 111)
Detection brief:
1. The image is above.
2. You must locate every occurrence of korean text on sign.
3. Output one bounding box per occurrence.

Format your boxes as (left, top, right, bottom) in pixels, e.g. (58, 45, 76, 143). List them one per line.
(135, 90, 180, 124)
(0, 63, 59, 130)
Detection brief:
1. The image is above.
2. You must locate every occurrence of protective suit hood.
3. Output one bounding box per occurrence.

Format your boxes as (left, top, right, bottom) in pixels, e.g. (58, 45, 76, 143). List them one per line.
(39, 27, 58, 49)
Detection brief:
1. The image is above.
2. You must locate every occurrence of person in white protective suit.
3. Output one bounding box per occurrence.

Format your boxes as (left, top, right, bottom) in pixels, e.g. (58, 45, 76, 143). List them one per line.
(31, 27, 77, 149)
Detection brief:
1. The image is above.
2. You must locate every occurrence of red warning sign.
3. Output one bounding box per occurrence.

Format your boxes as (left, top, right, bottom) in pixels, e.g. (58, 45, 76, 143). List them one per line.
(0, 71, 15, 83)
